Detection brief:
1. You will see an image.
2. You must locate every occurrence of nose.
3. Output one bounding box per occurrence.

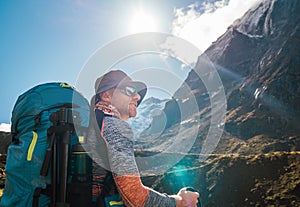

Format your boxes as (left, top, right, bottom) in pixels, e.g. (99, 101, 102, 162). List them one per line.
(133, 92, 141, 101)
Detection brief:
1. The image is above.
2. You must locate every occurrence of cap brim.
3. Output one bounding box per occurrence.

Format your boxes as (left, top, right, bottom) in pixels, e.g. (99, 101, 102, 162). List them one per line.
(132, 81, 147, 106)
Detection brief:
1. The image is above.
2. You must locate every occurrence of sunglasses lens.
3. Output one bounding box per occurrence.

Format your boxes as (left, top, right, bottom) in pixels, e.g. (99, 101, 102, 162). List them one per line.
(125, 86, 137, 96)
(118, 86, 137, 96)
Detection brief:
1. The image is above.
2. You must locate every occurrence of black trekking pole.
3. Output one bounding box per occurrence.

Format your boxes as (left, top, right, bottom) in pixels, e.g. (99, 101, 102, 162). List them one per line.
(49, 107, 76, 207)
(49, 107, 92, 207)
(58, 129, 71, 206)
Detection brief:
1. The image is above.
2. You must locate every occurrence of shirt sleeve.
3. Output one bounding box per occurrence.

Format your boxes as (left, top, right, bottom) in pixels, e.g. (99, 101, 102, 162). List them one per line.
(103, 117, 176, 207)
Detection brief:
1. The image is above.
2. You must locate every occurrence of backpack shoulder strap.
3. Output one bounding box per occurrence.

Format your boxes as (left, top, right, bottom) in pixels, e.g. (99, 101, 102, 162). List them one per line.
(95, 108, 105, 132)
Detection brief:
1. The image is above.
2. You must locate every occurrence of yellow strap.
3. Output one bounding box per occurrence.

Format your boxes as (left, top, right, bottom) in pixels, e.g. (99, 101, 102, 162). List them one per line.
(72, 151, 88, 155)
(78, 136, 85, 143)
(109, 201, 124, 206)
(59, 82, 72, 88)
(27, 131, 38, 161)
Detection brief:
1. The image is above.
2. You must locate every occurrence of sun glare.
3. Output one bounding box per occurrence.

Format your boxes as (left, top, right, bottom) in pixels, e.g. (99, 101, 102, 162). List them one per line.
(129, 9, 158, 33)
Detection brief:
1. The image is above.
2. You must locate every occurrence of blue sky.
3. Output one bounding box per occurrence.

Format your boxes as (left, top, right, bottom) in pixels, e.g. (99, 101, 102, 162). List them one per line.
(0, 0, 259, 130)
(0, 0, 194, 124)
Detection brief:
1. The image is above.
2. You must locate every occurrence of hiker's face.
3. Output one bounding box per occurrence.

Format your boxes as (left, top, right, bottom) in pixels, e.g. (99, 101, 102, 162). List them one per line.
(110, 88, 141, 121)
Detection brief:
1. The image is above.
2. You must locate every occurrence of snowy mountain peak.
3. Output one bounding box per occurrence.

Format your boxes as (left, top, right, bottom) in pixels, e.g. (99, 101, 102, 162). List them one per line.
(127, 97, 169, 139)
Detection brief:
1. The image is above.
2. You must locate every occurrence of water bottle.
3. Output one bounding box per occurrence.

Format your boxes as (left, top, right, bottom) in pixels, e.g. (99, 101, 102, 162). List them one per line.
(71, 136, 91, 182)
(69, 136, 92, 206)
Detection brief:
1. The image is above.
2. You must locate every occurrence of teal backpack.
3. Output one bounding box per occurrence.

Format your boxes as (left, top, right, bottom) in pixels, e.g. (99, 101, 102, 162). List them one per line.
(0, 82, 91, 207)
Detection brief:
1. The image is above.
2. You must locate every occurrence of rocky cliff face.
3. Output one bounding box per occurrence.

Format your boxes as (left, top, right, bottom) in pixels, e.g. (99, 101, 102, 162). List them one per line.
(220, 0, 300, 140)
(141, 0, 300, 152)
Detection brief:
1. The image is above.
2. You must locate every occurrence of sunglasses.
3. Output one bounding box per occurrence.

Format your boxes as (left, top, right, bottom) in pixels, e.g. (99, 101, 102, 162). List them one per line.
(117, 86, 138, 97)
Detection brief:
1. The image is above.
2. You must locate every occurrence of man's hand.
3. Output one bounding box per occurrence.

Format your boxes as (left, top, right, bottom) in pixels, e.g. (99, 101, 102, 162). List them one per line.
(172, 188, 200, 207)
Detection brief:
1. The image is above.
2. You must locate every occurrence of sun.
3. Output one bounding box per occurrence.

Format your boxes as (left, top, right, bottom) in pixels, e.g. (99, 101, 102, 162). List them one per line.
(129, 9, 158, 33)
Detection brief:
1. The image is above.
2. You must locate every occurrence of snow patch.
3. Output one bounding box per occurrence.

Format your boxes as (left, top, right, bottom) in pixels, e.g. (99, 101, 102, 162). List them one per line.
(254, 86, 267, 99)
(0, 123, 11, 132)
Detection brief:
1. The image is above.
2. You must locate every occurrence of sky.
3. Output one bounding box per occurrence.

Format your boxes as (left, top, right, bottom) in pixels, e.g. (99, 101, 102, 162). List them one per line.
(0, 0, 260, 131)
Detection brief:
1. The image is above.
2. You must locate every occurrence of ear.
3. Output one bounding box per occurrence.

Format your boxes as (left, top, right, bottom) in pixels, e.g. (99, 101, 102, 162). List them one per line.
(99, 90, 113, 102)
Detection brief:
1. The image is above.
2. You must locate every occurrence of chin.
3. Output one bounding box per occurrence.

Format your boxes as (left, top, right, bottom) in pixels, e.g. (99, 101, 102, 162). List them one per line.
(129, 114, 137, 118)
(129, 111, 137, 118)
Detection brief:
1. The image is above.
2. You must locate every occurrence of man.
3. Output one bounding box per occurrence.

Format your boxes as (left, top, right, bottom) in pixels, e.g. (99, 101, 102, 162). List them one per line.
(90, 70, 199, 207)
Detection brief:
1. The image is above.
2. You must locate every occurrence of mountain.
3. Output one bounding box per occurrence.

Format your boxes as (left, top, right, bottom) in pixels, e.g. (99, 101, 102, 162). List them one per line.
(138, 0, 300, 153)
(127, 97, 169, 139)
(217, 0, 300, 141)
(136, 0, 300, 206)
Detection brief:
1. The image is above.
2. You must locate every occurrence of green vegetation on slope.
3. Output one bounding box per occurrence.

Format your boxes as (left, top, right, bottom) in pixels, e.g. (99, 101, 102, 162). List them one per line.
(141, 151, 300, 207)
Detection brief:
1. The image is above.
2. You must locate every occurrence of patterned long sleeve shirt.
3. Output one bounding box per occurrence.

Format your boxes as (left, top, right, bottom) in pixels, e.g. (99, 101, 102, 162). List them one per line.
(102, 116, 176, 207)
